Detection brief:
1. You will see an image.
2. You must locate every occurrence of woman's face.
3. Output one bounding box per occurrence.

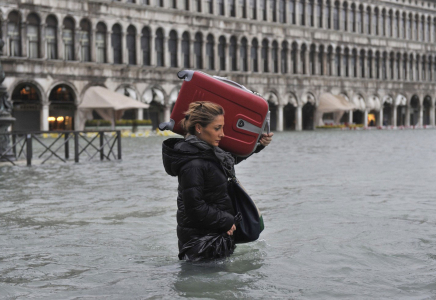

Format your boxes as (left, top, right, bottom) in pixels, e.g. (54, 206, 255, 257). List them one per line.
(196, 115, 225, 147)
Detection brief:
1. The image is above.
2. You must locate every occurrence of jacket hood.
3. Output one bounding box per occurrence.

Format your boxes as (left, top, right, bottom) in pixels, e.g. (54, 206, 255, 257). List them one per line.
(162, 138, 217, 176)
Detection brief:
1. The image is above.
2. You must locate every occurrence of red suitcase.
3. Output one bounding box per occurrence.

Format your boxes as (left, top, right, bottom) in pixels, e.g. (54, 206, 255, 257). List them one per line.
(159, 70, 270, 157)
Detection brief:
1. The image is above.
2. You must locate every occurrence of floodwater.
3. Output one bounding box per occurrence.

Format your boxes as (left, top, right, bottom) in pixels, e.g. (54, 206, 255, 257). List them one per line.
(1, 130, 436, 299)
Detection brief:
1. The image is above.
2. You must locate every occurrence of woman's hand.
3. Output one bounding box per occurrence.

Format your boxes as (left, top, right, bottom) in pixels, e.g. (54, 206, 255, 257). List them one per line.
(227, 224, 236, 235)
(259, 132, 274, 147)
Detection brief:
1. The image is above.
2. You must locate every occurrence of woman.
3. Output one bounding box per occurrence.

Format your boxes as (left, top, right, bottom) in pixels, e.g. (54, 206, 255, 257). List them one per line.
(162, 101, 273, 260)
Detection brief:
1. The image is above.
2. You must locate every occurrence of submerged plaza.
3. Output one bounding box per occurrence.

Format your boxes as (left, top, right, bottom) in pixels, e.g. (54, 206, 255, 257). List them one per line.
(2, 0, 436, 131)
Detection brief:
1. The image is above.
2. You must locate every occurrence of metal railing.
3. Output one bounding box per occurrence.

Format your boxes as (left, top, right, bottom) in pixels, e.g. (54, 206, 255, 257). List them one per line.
(0, 130, 121, 166)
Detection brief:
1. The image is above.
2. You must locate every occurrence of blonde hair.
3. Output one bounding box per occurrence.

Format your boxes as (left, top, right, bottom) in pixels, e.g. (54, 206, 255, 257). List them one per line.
(180, 101, 225, 135)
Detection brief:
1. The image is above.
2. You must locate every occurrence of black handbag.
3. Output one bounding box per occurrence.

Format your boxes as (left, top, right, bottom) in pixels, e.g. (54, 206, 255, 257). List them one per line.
(228, 177, 264, 244)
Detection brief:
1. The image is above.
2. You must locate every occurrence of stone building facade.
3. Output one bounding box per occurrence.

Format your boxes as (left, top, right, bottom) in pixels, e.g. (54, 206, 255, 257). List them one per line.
(1, 0, 436, 131)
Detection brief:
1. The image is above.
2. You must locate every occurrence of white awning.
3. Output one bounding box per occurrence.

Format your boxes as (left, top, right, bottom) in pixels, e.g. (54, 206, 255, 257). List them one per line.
(77, 87, 150, 130)
(79, 86, 149, 110)
(318, 93, 357, 113)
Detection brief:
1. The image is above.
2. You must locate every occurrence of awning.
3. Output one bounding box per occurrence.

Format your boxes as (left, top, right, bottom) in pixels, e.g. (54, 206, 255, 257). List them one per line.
(318, 93, 357, 114)
(77, 86, 150, 130)
(79, 86, 149, 110)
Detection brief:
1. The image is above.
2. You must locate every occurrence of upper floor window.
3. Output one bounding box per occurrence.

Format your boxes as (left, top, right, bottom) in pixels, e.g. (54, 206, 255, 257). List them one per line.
(208, 0, 214, 14)
(272, 0, 277, 22)
(308, 0, 314, 27)
(195, 32, 203, 69)
(155, 28, 164, 67)
(141, 27, 151, 66)
(112, 24, 122, 64)
(272, 41, 278, 73)
(316, 0, 322, 28)
(251, 0, 257, 20)
(240, 37, 248, 71)
(350, 4, 356, 32)
(218, 0, 225, 16)
(365, 8, 371, 34)
(169, 30, 177, 68)
(251, 38, 259, 72)
(182, 32, 190, 68)
(325, 0, 331, 29)
(96, 22, 107, 63)
(230, 0, 236, 17)
(342, 3, 347, 31)
(279, 0, 286, 23)
(333, 2, 339, 30)
(8, 11, 21, 57)
(230, 36, 237, 71)
(46, 15, 58, 60)
(261, 0, 267, 21)
(27, 13, 40, 59)
(290, 0, 296, 25)
(185, 0, 190, 10)
(80, 19, 91, 62)
(127, 25, 137, 65)
(281, 41, 288, 74)
(63, 17, 75, 61)
(218, 36, 226, 70)
(261, 39, 269, 72)
(206, 34, 215, 70)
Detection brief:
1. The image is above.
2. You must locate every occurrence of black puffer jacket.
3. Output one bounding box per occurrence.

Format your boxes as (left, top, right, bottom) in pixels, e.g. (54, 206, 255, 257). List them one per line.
(162, 138, 263, 248)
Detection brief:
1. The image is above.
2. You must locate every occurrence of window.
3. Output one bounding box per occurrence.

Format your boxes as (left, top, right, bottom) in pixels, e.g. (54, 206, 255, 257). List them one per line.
(395, 12, 400, 38)
(196, 0, 202, 12)
(272, 41, 278, 73)
(218, 36, 226, 70)
(172, 0, 176, 8)
(415, 16, 419, 40)
(195, 33, 203, 69)
(80, 19, 91, 62)
(368, 52, 373, 78)
(281, 41, 288, 73)
(182, 32, 190, 68)
(241, 0, 247, 18)
(46, 15, 58, 60)
(252, 38, 259, 72)
(206, 34, 214, 70)
(251, 0, 257, 19)
(290, 0, 296, 25)
(185, 0, 190, 10)
(403, 54, 407, 80)
(230, 36, 237, 71)
(230, 0, 236, 17)
(96, 22, 107, 63)
(319, 46, 324, 75)
(141, 27, 151, 66)
(240, 37, 248, 71)
(351, 4, 356, 32)
(316, 0, 322, 27)
(389, 53, 394, 79)
(342, 3, 347, 31)
(27, 14, 40, 58)
(155, 28, 164, 67)
(272, 0, 277, 22)
(279, 0, 286, 23)
(382, 53, 387, 80)
(325, 0, 330, 29)
(387, 11, 392, 37)
(382, 10, 386, 36)
(262, 39, 269, 72)
(366, 8, 371, 34)
(333, 2, 339, 30)
(208, 0, 214, 13)
(63, 17, 75, 61)
(261, 0, 267, 21)
(420, 16, 425, 41)
(360, 50, 365, 77)
(409, 55, 413, 80)
(402, 13, 406, 38)
(169, 30, 177, 68)
(308, 0, 314, 26)
(374, 9, 379, 35)
(218, 0, 225, 16)
(352, 49, 357, 77)
(407, 14, 411, 39)
(299, 0, 305, 26)
(358, 6, 363, 34)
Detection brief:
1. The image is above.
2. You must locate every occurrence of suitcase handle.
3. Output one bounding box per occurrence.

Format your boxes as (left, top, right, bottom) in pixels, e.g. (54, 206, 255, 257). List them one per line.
(158, 119, 175, 131)
(213, 76, 253, 93)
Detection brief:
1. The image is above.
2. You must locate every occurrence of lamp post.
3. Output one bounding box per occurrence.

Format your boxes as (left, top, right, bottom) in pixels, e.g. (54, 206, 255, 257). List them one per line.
(0, 39, 16, 161)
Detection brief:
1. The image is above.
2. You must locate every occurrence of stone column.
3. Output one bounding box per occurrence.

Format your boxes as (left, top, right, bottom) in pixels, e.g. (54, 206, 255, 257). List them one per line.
(75, 27, 81, 61)
(41, 103, 49, 131)
(363, 110, 368, 127)
(224, 40, 230, 71)
(378, 108, 383, 127)
(392, 105, 397, 127)
(190, 37, 195, 68)
(430, 103, 435, 126)
(122, 31, 127, 64)
(164, 105, 171, 124)
(305, 48, 310, 75)
(137, 108, 144, 120)
(40, 24, 46, 59)
(107, 31, 114, 64)
(136, 32, 142, 66)
(58, 25, 64, 60)
(295, 105, 302, 131)
(313, 49, 319, 75)
(214, 38, 219, 70)
(91, 29, 97, 62)
(276, 43, 281, 74)
(149, 31, 155, 66)
(21, 22, 27, 58)
(277, 104, 283, 131)
(296, 48, 301, 74)
(177, 35, 183, 68)
(348, 110, 353, 124)
(418, 102, 423, 127)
